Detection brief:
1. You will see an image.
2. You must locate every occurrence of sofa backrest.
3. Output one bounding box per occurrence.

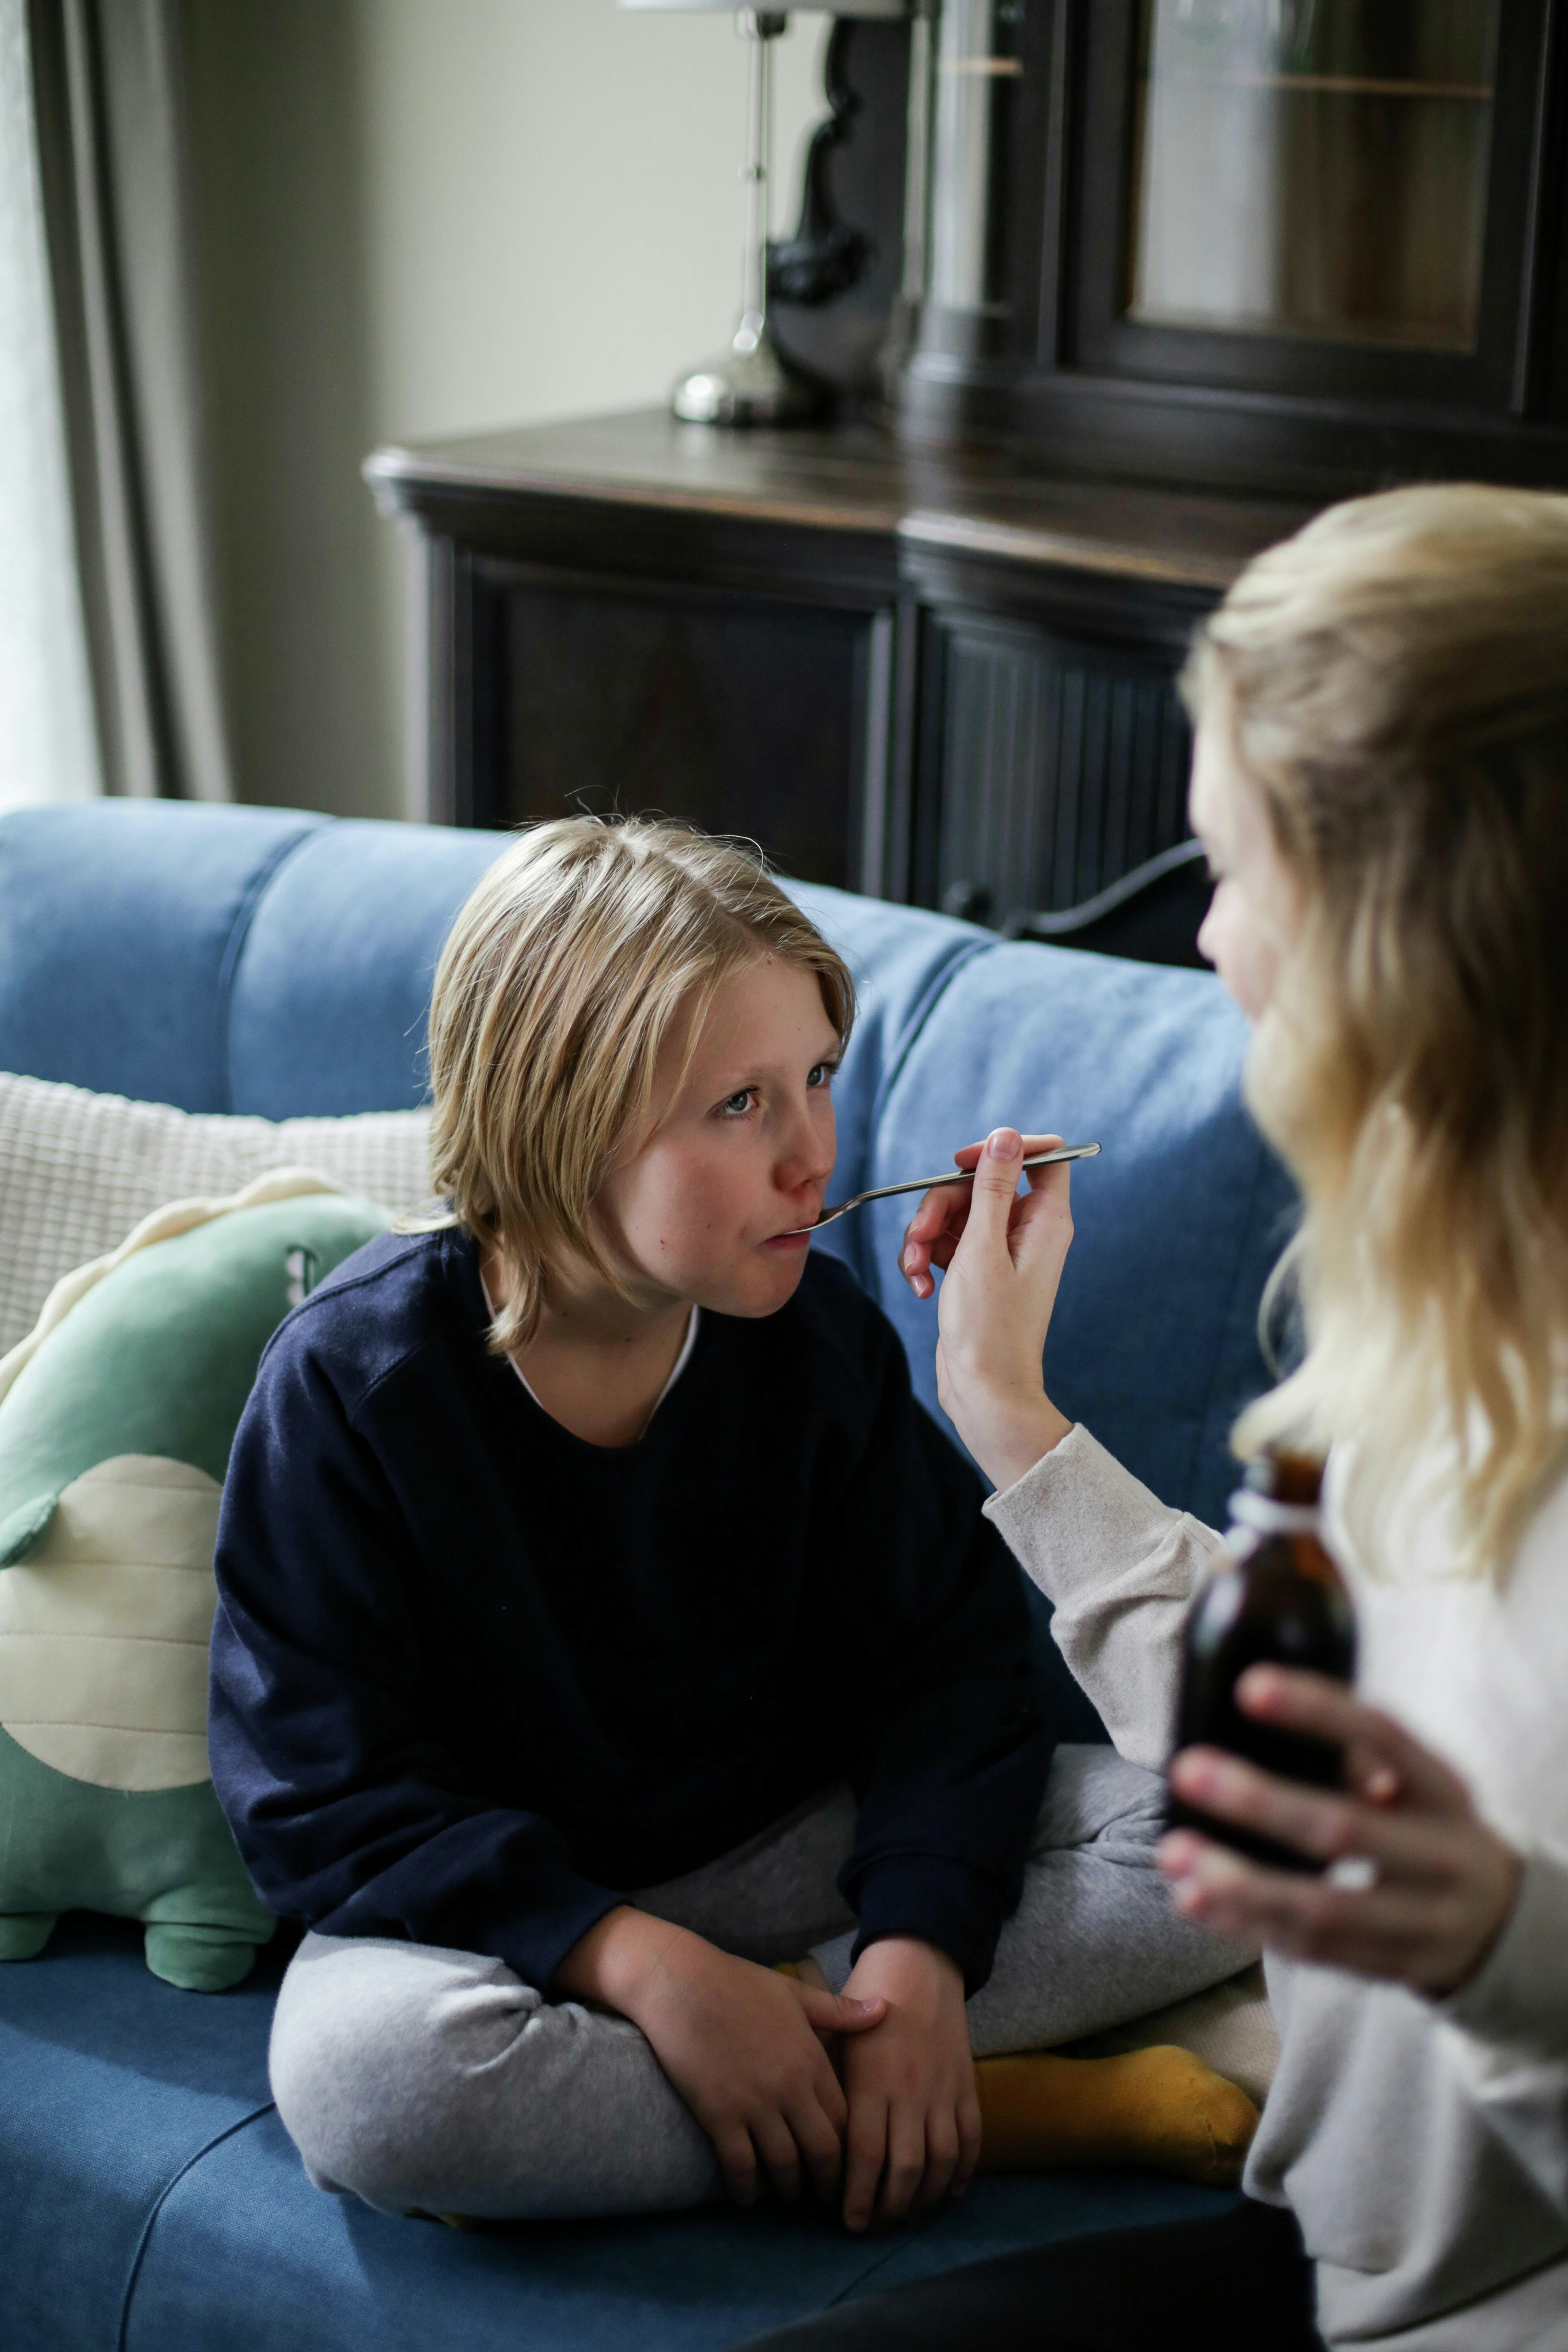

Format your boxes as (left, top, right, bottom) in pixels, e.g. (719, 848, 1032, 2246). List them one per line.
(0, 802, 1293, 1527)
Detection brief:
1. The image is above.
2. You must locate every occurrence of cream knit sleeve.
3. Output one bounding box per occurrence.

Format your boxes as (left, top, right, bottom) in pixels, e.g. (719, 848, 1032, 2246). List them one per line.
(1436, 1846, 1568, 2217)
(983, 1423, 1223, 1774)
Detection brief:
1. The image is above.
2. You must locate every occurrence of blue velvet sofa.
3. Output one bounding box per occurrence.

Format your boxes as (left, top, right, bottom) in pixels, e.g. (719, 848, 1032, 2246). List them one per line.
(0, 801, 1295, 2352)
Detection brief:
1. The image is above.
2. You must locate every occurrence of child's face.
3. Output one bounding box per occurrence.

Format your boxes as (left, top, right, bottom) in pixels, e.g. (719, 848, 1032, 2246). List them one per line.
(1191, 717, 1304, 1021)
(594, 957, 841, 1320)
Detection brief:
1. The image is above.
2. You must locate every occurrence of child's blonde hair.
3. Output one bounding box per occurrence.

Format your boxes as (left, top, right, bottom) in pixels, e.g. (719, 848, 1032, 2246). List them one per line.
(1185, 483, 1568, 1578)
(424, 816, 855, 1355)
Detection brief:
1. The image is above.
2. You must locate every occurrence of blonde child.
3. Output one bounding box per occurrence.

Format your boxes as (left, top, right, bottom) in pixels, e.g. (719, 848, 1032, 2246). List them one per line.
(875, 486, 1568, 2348)
(208, 820, 1246, 2234)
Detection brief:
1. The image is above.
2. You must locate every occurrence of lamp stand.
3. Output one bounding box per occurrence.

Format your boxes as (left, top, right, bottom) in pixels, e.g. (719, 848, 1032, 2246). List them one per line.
(673, 9, 825, 425)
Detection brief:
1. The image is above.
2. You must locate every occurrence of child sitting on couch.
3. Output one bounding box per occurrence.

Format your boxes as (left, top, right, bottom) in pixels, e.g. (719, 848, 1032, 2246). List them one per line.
(209, 817, 1245, 2230)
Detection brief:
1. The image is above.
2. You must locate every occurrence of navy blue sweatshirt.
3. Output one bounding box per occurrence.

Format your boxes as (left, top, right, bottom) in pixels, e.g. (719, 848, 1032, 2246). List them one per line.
(209, 1230, 1054, 1993)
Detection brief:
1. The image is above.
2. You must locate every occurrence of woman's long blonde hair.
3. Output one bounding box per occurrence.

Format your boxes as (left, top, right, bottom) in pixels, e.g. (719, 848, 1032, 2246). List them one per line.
(1189, 485, 1568, 1578)
(424, 816, 854, 1356)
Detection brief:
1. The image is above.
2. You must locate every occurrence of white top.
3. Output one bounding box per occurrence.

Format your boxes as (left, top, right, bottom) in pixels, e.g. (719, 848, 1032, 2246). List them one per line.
(985, 1425, 1568, 2350)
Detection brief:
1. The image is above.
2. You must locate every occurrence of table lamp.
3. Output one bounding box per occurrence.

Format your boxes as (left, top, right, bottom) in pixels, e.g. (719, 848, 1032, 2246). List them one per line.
(621, 2, 907, 424)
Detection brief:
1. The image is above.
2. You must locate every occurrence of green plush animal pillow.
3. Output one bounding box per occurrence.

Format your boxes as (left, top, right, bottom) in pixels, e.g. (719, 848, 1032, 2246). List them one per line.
(0, 1171, 391, 1991)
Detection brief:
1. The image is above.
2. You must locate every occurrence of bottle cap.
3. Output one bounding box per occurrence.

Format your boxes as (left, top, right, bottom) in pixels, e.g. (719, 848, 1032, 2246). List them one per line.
(1229, 1488, 1322, 1540)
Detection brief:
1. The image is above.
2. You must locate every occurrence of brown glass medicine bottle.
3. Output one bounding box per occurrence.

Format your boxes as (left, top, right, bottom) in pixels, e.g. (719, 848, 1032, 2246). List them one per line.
(1168, 1450, 1357, 1873)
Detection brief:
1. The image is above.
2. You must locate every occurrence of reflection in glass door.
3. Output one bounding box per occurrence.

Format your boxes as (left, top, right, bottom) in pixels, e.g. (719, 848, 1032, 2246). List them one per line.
(927, 0, 1025, 317)
(1126, 1, 1501, 351)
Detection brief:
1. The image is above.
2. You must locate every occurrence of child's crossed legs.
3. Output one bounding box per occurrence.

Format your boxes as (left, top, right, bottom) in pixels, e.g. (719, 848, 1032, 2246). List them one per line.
(269, 1746, 1248, 2221)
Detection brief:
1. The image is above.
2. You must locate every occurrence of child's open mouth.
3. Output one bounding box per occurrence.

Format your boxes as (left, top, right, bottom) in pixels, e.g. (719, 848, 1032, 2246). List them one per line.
(760, 1229, 813, 1253)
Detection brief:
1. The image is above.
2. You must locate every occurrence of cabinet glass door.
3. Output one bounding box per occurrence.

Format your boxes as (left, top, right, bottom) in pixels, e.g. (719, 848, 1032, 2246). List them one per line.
(927, 0, 1027, 318)
(1068, 0, 1545, 413)
(1126, 1, 1500, 352)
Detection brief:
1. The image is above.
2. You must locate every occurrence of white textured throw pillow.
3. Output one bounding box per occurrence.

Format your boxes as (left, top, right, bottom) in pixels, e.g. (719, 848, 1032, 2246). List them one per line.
(0, 1071, 434, 1358)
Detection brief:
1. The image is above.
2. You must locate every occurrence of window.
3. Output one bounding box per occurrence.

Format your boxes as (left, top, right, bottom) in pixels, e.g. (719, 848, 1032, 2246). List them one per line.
(0, 0, 98, 810)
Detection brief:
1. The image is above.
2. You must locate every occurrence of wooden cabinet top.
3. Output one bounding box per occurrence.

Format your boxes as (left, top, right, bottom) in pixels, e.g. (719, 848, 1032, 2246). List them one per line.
(366, 406, 1313, 594)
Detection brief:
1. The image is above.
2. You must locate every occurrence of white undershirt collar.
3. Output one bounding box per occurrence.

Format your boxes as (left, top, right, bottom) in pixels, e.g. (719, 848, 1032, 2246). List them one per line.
(479, 1268, 700, 1425)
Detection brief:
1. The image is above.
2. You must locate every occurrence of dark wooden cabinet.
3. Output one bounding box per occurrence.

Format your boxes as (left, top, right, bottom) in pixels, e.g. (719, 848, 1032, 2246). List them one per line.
(365, 5, 1568, 962)
(472, 567, 879, 889)
(368, 409, 1302, 953)
(900, 518, 1214, 924)
(888, 0, 1568, 497)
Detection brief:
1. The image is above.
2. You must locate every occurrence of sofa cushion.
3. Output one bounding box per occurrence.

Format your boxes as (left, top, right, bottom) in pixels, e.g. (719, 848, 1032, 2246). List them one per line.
(852, 941, 1295, 1531)
(0, 812, 988, 1224)
(0, 803, 325, 1110)
(0, 803, 1283, 2347)
(0, 1919, 275, 2352)
(0, 1917, 1244, 2352)
(224, 822, 508, 1117)
(0, 1071, 433, 1358)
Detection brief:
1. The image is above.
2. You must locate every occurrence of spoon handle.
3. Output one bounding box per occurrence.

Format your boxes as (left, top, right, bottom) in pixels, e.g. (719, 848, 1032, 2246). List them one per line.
(804, 1142, 1101, 1231)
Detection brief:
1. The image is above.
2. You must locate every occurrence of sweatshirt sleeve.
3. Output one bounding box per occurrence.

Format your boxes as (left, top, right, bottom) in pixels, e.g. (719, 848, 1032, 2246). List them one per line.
(827, 1324, 1055, 1996)
(1434, 1844, 1568, 2216)
(982, 1423, 1223, 1775)
(209, 1336, 621, 1991)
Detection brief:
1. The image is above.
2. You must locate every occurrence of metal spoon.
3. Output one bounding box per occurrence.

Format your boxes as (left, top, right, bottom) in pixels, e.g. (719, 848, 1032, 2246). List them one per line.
(786, 1142, 1101, 1234)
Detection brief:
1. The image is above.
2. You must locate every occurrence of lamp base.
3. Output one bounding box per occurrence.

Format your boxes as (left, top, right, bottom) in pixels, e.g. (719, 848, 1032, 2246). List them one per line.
(672, 325, 825, 427)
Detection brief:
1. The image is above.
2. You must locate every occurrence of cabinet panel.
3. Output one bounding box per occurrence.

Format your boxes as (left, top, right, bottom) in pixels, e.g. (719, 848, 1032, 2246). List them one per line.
(1072, 0, 1548, 412)
(381, 411, 1296, 960)
(924, 612, 1193, 928)
(468, 568, 886, 892)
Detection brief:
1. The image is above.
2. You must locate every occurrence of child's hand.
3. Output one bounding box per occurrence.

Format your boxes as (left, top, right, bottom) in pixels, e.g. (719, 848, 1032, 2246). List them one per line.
(556, 1908, 885, 2208)
(1161, 1667, 1524, 1999)
(900, 1127, 1075, 1492)
(836, 1937, 981, 2232)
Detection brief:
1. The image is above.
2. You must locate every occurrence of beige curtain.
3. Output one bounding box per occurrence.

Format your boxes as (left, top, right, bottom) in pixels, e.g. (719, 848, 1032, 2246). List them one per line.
(27, 0, 232, 801)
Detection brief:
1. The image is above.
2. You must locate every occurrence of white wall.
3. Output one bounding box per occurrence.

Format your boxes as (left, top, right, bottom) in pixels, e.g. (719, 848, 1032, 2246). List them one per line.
(187, 0, 828, 823)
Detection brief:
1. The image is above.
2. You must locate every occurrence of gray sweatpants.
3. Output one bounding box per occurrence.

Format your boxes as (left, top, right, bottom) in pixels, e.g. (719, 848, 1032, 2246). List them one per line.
(269, 1746, 1247, 2220)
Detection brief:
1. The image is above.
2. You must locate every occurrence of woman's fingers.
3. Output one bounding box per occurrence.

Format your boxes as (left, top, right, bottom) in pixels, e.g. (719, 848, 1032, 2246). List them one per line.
(1162, 1833, 1437, 1967)
(1167, 1748, 1474, 1886)
(1163, 1714, 1524, 1995)
(899, 1133, 1064, 1298)
(1235, 1668, 1472, 1815)
(960, 1127, 1030, 1253)
(1162, 1825, 1518, 1987)
(901, 1193, 966, 1298)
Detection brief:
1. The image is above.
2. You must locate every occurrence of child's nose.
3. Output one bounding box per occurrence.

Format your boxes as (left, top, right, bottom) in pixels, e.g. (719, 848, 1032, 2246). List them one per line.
(779, 1119, 835, 1193)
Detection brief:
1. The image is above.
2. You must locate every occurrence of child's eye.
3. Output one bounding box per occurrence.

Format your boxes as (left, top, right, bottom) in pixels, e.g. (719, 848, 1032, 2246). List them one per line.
(718, 1089, 757, 1119)
(807, 1062, 836, 1090)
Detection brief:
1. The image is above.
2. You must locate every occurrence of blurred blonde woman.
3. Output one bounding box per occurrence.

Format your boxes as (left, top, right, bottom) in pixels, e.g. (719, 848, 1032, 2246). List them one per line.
(814, 485, 1568, 2352)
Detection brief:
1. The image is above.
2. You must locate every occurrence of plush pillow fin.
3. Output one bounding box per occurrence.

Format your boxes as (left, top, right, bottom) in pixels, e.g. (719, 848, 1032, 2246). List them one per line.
(0, 1493, 55, 1566)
